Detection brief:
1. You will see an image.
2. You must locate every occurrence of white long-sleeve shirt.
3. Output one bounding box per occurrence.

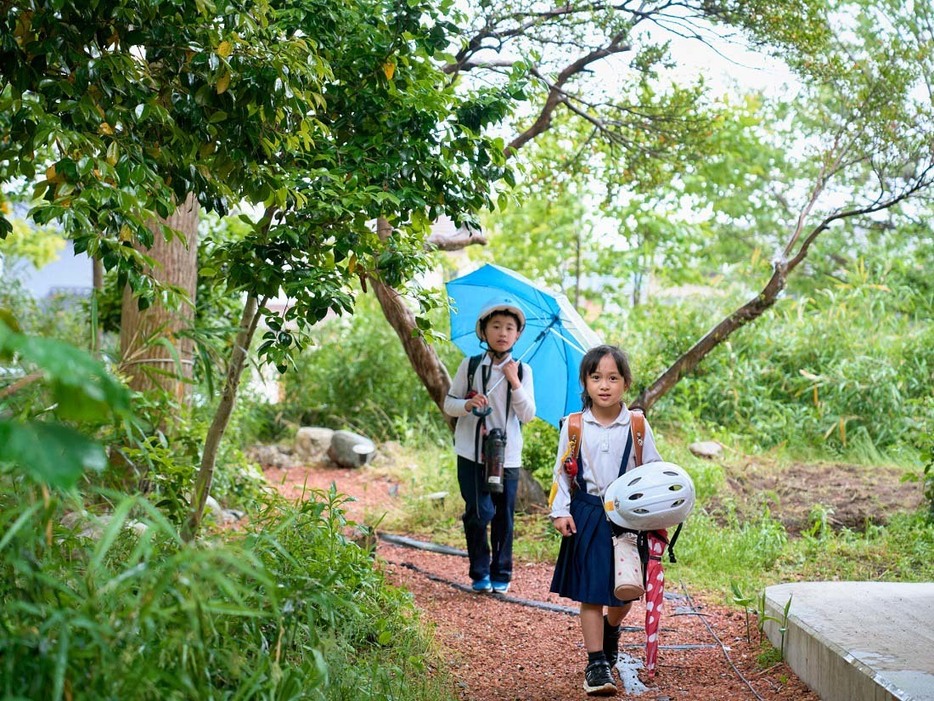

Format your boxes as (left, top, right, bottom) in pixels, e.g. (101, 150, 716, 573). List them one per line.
(549, 406, 662, 518)
(443, 353, 536, 467)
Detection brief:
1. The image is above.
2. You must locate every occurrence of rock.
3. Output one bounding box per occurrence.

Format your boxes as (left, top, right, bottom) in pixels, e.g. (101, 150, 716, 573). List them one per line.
(516, 469, 548, 513)
(204, 495, 223, 516)
(225, 508, 246, 522)
(327, 429, 376, 468)
(295, 426, 334, 461)
(688, 440, 724, 460)
(63, 511, 148, 539)
(423, 491, 448, 507)
(247, 443, 297, 469)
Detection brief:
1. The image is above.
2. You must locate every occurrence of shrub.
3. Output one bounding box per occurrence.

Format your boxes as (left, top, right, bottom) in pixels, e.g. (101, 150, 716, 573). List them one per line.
(279, 293, 457, 446)
(613, 273, 933, 456)
(522, 418, 559, 487)
(0, 480, 453, 701)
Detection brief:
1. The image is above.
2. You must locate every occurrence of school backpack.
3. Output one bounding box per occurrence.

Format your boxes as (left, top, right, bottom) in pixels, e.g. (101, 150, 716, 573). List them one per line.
(550, 408, 685, 562)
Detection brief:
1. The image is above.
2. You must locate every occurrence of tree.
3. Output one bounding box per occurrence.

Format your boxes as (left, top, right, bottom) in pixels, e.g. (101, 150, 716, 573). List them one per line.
(1, 0, 508, 538)
(632, 2, 934, 409)
(119, 193, 199, 396)
(376, 0, 934, 419)
(373, 0, 834, 411)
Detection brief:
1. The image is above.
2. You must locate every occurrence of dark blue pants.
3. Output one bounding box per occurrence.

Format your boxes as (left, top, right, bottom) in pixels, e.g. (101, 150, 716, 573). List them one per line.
(457, 456, 519, 583)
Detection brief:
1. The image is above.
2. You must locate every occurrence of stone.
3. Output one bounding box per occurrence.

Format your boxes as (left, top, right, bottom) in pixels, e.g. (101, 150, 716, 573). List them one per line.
(516, 468, 548, 513)
(688, 440, 724, 459)
(247, 443, 297, 469)
(294, 426, 334, 461)
(327, 429, 376, 468)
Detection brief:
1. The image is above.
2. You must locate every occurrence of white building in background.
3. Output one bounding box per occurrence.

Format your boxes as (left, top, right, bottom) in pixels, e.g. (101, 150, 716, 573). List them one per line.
(3, 240, 93, 298)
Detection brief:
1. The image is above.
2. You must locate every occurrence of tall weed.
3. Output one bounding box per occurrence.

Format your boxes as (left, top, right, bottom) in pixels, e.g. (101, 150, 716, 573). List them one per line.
(0, 479, 453, 701)
(618, 274, 932, 456)
(280, 294, 455, 446)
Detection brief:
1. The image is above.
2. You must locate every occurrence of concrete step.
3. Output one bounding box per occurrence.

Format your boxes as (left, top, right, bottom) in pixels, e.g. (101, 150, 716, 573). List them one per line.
(763, 582, 934, 701)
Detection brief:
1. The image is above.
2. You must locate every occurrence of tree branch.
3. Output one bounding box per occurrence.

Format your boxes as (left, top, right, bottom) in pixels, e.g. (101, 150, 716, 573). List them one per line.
(506, 33, 632, 156)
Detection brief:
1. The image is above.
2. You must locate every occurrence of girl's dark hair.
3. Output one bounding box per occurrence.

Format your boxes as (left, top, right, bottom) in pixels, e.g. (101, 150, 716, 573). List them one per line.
(578, 344, 633, 409)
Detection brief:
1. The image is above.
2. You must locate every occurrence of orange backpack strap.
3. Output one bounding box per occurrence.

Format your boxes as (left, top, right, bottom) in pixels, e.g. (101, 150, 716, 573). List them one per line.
(549, 412, 583, 508)
(630, 409, 645, 467)
(567, 412, 582, 461)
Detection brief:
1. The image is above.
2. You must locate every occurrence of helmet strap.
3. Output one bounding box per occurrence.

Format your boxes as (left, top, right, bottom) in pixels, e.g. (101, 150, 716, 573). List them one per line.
(479, 339, 513, 362)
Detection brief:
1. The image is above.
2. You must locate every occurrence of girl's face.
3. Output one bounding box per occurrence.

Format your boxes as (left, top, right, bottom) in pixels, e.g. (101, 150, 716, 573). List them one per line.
(482, 313, 520, 354)
(586, 353, 628, 410)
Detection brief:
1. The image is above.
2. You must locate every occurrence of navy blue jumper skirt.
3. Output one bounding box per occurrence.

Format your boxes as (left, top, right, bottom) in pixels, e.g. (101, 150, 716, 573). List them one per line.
(549, 430, 636, 606)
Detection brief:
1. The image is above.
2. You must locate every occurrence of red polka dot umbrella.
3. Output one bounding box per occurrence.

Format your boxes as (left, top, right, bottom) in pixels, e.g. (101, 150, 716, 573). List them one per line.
(644, 529, 668, 677)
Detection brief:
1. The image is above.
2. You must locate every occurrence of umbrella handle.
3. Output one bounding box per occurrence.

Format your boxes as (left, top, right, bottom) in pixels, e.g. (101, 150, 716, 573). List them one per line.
(471, 406, 492, 417)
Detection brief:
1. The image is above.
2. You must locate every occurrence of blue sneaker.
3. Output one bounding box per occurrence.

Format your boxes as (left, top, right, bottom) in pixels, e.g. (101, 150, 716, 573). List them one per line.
(471, 576, 492, 593)
(491, 580, 510, 594)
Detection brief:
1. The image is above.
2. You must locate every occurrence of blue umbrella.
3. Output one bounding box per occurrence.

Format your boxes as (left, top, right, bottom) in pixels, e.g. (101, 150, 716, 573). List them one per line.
(446, 264, 602, 427)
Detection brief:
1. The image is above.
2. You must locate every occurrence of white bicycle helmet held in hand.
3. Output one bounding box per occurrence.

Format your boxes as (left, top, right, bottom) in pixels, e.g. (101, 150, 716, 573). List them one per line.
(604, 461, 695, 531)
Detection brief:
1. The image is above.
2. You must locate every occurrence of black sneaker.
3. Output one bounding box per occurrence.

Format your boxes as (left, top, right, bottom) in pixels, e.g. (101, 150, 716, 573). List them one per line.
(583, 659, 616, 695)
(603, 616, 621, 666)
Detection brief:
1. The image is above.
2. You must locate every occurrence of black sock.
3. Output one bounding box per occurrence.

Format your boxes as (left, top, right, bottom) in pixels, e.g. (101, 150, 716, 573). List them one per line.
(587, 651, 607, 665)
(604, 614, 620, 633)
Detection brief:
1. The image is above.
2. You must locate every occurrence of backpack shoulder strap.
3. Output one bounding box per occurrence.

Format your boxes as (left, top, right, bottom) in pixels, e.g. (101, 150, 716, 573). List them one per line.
(630, 409, 645, 467)
(549, 411, 583, 508)
(567, 411, 583, 459)
(466, 353, 483, 391)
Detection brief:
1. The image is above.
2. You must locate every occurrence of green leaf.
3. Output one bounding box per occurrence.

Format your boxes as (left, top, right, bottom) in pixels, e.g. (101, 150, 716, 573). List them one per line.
(0, 322, 131, 418)
(0, 420, 107, 489)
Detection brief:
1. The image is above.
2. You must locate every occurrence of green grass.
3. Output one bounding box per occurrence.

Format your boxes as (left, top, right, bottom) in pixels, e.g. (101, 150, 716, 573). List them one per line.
(376, 433, 934, 606)
(0, 479, 458, 701)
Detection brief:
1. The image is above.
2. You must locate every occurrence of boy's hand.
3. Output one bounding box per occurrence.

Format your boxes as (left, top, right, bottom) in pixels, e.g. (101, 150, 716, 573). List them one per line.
(502, 360, 521, 389)
(465, 393, 489, 412)
(553, 516, 576, 537)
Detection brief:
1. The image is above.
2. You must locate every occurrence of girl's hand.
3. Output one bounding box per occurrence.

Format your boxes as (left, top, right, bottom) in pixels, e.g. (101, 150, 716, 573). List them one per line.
(553, 516, 576, 537)
(465, 393, 489, 412)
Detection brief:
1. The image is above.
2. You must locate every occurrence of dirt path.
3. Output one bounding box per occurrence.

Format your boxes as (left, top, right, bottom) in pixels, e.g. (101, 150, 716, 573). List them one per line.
(266, 464, 819, 701)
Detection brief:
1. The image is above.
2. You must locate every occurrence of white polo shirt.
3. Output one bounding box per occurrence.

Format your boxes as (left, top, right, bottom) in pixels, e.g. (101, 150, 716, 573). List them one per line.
(549, 406, 662, 518)
(444, 353, 536, 467)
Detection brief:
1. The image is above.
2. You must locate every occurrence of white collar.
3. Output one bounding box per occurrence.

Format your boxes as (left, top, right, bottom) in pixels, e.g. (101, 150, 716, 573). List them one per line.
(582, 405, 631, 428)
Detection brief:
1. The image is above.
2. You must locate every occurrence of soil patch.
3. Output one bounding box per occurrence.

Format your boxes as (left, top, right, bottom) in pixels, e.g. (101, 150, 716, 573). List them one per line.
(713, 461, 922, 535)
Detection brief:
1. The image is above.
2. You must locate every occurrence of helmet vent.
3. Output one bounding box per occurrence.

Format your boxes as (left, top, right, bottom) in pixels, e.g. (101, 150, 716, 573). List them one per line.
(668, 484, 683, 492)
(627, 492, 644, 501)
(633, 507, 649, 514)
(671, 498, 685, 507)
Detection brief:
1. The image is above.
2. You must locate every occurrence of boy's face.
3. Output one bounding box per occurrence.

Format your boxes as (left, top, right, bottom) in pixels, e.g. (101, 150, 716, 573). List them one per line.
(482, 313, 520, 354)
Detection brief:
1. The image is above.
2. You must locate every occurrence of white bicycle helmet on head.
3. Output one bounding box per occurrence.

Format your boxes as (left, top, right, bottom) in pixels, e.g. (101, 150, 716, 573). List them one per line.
(604, 461, 695, 531)
(474, 296, 526, 340)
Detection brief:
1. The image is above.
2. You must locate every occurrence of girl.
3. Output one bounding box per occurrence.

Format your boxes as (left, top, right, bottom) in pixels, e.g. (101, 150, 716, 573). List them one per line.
(549, 344, 663, 696)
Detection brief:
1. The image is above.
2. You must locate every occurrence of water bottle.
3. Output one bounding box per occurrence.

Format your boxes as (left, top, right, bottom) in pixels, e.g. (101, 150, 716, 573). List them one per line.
(484, 428, 506, 494)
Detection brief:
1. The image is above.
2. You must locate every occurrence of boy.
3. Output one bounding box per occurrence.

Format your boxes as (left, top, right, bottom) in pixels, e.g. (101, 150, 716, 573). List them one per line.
(444, 297, 536, 593)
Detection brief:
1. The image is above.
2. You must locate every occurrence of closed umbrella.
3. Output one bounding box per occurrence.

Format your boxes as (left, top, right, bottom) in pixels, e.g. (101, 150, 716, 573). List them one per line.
(446, 264, 601, 428)
(644, 529, 669, 677)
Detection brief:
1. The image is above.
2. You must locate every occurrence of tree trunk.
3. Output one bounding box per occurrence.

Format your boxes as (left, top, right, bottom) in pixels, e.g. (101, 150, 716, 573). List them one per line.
(371, 218, 454, 418)
(184, 293, 263, 541)
(92, 258, 104, 358)
(633, 263, 788, 412)
(119, 192, 200, 398)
